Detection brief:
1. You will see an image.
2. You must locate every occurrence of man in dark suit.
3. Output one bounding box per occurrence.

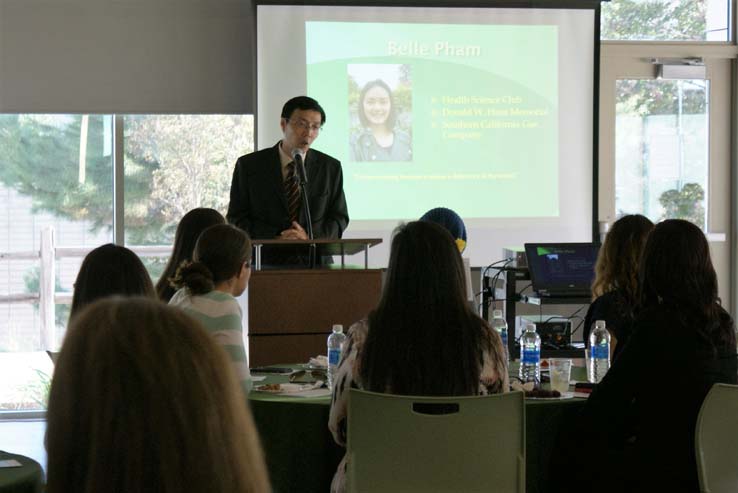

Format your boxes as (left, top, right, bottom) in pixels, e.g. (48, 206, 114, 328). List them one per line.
(226, 96, 349, 265)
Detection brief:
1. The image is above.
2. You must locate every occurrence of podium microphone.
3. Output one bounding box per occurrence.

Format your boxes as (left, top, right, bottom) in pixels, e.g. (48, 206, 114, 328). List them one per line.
(291, 148, 308, 185)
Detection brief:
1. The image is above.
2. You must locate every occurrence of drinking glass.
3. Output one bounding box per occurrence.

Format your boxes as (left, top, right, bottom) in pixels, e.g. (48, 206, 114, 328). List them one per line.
(548, 358, 572, 394)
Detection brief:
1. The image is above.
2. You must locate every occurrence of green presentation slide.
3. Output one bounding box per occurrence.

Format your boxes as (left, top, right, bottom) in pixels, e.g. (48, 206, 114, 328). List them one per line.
(306, 21, 558, 221)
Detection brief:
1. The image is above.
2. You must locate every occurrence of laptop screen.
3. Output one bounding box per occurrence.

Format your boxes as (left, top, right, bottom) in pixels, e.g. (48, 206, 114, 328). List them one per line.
(524, 243, 599, 295)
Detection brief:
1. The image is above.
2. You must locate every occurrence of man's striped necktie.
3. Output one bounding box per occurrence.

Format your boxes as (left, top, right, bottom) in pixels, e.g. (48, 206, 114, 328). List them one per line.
(284, 162, 301, 223)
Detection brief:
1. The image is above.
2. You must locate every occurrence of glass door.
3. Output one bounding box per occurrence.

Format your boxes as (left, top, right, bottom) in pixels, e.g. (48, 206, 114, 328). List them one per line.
(599, 49, 733, 306)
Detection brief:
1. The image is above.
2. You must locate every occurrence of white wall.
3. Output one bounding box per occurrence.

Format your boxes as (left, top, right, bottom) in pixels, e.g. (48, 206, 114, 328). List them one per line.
(0, 0, 256, 114)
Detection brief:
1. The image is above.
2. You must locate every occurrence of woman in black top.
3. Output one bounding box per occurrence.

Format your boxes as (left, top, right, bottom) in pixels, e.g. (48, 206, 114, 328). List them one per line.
(155, 208, 225, 302)
(569, 219, 737, 493)
(583, 214, 653, 358)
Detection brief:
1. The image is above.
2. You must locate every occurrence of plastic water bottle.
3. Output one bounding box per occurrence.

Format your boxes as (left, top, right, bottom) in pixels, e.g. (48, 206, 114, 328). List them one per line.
(519, 323, 541, 385)
(491, 310, 509, 363)
(589, 320, 611, 383)
(327, 324, 346, 390)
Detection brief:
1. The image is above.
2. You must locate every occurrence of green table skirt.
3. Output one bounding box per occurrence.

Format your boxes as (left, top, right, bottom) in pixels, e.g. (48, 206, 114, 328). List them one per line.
(249, 364, 587, 493)
(0, 451, 44, 493)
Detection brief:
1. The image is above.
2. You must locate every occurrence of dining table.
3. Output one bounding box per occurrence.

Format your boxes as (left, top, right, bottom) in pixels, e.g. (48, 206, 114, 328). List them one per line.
(0, 451, 44, 493)
(248, 362, 588, 493)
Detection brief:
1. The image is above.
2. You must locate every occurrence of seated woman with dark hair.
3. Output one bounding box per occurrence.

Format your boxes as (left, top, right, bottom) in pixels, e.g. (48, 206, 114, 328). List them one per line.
(70, 243, 155, 320)
(155, 207, 225, 302)
(328, 221, 509, 493)
(565, 219, 737, 493)
(46, 297, 270, 493)
(583, 214, 653, 358)
(350, 79, 412, 162)
(169, 223, 253, 393)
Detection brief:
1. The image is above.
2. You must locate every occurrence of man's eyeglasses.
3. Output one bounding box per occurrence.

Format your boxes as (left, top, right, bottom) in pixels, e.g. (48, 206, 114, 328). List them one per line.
(289, 118, 323, 133)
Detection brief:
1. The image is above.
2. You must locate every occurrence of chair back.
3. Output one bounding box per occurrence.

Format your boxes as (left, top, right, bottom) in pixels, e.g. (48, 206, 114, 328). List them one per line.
(347, 389, 525, 493)
(696, 383, 738, 493)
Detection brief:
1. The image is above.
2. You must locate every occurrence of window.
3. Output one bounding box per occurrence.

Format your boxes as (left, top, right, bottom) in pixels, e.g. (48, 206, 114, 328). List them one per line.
(122, 115, 254, 281)
(123, 115, 253, 245)
(614, 79, 709, 227)
(0, 114, 113, 412)
(601, 0, 731, 41)
(0, 114, 254, 413)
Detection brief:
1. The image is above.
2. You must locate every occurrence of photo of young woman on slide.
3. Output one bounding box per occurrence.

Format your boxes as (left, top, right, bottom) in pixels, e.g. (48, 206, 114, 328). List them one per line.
(349, 65, 412, 162)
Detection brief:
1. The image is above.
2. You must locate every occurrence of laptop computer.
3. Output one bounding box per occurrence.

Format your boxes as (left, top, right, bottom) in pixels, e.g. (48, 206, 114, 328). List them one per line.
(523, 243, 599, 298)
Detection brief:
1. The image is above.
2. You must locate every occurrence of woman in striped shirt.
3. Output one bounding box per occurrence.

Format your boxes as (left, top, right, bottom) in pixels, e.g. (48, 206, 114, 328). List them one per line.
(169, 223, 253, 393)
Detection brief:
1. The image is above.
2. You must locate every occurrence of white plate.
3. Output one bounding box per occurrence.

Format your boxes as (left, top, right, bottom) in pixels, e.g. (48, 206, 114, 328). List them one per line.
(255, 383, 314, 393)
(255, 382, 325, 394)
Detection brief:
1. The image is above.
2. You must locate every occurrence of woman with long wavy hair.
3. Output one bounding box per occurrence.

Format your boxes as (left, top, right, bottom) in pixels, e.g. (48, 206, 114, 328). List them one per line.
(328, 221, 508, 493)
(582, 214, 653, 357)
(569, 219, 737, 493)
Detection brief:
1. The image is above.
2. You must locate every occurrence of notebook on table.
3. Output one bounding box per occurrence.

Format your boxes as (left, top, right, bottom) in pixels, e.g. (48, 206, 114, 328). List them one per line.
(523, 243, 599, 298)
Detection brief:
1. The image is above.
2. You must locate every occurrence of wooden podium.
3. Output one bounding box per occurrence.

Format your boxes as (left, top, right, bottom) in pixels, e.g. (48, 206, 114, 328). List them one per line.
(247, 238, 382, 366)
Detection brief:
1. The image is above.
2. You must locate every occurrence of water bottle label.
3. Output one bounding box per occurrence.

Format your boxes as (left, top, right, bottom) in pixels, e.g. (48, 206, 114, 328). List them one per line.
(522, 348, 540, 364)
(592, 345, 609, 359)
(328, 348, 341, 366)
(501, 331, 508, 347)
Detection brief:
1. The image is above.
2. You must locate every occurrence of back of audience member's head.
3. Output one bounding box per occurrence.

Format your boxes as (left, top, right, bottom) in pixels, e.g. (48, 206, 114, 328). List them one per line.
(639, 219, 734, 348)
(419, 207, 468, 253)
(70, 244, 154, 320)
(156, 208, 225, 302)
(45, 297, 270, 493)
(360, 221, 501, 396)
(170, 224, 251, 296)
(591, 214, 654, 304)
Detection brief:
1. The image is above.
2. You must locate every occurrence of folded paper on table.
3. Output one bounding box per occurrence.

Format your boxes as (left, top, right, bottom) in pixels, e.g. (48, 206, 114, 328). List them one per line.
(308, 355, 328, 369)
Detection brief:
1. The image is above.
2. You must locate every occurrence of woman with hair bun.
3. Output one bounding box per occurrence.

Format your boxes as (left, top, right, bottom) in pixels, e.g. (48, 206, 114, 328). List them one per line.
(169, 223, 253, 393)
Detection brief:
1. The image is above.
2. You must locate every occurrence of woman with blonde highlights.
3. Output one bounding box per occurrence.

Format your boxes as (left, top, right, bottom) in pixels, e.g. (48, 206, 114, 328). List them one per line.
(583, 214, 653, 357)
(46, 297, 270, 493)
(569, 220, 737, 492)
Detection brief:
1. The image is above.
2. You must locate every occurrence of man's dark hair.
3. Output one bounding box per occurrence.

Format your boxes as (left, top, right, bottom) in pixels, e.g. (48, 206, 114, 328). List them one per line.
(281, 96, 326, 125)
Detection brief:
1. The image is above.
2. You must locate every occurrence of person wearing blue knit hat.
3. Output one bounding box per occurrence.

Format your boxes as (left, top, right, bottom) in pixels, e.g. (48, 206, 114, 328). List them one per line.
(419, 207, 467, 253)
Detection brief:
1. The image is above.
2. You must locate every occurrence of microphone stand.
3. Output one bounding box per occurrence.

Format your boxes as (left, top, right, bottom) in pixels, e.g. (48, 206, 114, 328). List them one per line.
(294, 153, 315, 268)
